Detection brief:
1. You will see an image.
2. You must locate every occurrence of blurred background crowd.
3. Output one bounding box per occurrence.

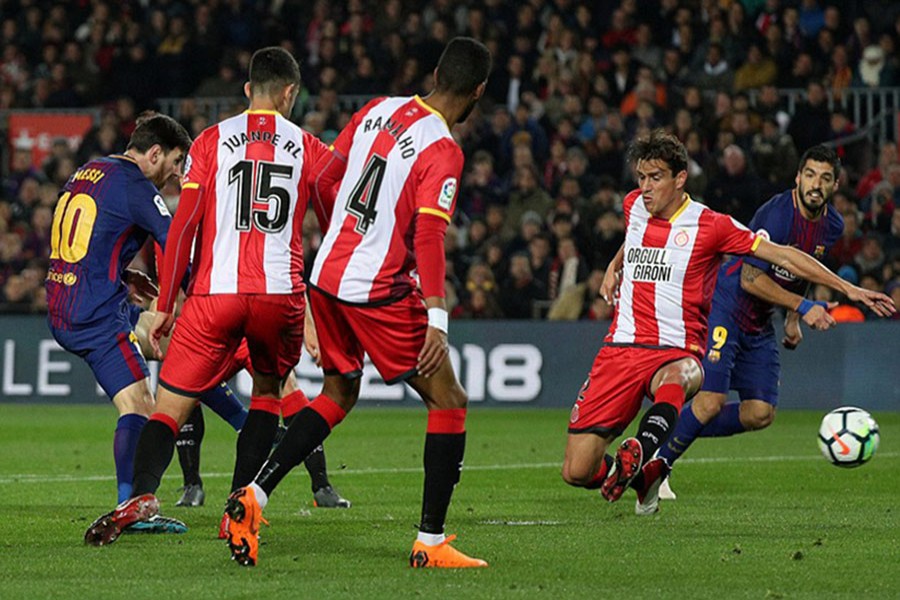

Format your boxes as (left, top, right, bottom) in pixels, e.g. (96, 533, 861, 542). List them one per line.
(1, 0, 899, 322)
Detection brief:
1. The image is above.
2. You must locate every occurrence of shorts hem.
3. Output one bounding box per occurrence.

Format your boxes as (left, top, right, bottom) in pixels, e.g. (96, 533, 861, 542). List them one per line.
(308, 283, 413, 308)
(567, 425, 622, 437)
(159, 379, 205, 398)
(324, 367, 363, 380)
(385, 367, 417, 385)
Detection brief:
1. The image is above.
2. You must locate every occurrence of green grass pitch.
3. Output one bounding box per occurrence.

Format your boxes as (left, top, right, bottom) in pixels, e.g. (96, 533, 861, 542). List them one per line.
(1, 404, 897, 599)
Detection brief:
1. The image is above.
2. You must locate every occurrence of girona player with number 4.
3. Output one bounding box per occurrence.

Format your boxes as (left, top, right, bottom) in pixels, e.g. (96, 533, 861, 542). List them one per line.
(84, 47, 329, 546)
(561, 130, 894, 514)
(223, 37, 493, 568)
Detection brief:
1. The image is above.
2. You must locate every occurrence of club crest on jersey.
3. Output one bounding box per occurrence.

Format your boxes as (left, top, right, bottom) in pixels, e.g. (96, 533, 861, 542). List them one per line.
(438, 178, 457, 210)
(674, 230, 690, 247)
(707, 349, 721, 363)
(814, 244, 825, 257)
(152, 194, 171, 217)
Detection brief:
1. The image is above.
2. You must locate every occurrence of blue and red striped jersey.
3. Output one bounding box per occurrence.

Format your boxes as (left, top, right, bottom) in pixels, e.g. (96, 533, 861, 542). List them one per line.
(46, 154, 171, 329)
(713, 189, 844, 334)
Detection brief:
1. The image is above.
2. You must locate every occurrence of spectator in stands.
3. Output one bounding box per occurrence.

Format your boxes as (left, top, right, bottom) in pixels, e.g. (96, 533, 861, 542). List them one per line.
(499, 252, 546, 320)
(856, 141, 897, 200)
(733, 42, 778, 91)
(704, 145, 764, 226)
(455, 262, 503, 320)
(752, 116, 799, 187)
(855, 234, 886, 276)
(831, 207, 864, 267)
(853, 45, 896, 88)
(548, 268, 612, 321)
(788, 81, 831, 152)
(547, 235, 588, 301)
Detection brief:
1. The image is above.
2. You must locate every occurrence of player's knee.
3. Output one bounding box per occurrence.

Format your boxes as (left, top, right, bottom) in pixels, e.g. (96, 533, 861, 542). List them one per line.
(742, 403, 775, 430)
(692, 393, 725, 422)
(561, 462, 589, 487)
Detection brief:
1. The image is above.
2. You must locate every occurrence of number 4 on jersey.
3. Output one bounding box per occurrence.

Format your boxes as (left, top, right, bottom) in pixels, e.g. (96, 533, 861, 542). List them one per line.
(346, 154, 386, 235)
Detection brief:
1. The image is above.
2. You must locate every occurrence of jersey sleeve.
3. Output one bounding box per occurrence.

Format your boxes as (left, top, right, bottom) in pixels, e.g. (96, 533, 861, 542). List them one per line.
(413, 138, 464, 223)
(181, 128, 212, 191)
(714, 211, 760, 256)
(128, 180, 173, 249)
(743, 196, 789, 270)
(330, 97, 385, 159)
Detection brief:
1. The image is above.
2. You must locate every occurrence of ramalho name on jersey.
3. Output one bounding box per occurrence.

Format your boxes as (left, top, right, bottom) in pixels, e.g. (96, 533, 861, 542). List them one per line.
(713, 188, 844, 334)
(46, 155, 171, 329)
(309, 95, 464, 305)
(180, 110, 328, 296)
(606, 190, 760, 355)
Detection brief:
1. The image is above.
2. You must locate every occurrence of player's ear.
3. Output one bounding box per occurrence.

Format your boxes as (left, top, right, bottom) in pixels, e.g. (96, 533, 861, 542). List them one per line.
(473, 81, 486, 101)
(244, 81, 252, 100)
(148, 144, 163, 164)
(674, 169, 688, 189)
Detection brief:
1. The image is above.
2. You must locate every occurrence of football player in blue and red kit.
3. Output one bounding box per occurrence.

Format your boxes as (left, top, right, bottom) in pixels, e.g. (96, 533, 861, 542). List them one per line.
(643, 145, 846, 513)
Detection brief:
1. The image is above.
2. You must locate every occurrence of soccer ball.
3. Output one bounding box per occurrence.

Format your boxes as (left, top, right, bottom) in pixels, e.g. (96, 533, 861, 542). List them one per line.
(817, 407, 880, 468)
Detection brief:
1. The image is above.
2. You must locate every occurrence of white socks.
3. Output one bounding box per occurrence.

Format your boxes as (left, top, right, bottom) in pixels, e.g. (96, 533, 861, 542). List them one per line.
(416, 531, 445, 546)
(249, 482, 268, 510)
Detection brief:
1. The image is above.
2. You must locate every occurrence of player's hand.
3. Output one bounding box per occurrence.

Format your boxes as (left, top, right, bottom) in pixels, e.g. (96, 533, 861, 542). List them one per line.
(782, 316, 803, 350)
(148, 311, 176, 360)
(304, 310, 322, 367)
(845, 286, 896, 318)
(417, 326, 448, 378)
(600, 268, 620, 305)
(801, 302, 838, 331)
(125, 269, 159, 307)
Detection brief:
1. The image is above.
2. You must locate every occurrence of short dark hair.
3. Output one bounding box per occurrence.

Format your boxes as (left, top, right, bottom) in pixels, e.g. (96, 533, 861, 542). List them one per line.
(435, 37, 492, 96)
(127, 112, 192, 154)
(799, 144, 841, 179)
(626, 129, 688, 175)
(249, 47, 301, 96)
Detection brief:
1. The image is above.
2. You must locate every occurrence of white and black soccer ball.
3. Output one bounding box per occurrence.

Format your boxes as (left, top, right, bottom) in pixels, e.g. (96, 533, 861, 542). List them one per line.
(817, 406, 880, 468)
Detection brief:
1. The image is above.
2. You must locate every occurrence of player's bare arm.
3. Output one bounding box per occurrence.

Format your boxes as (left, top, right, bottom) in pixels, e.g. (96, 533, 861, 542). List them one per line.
(739, 263, 836, 330)
(601, 244, 624, 304)
(418, 296, 449, 378)
(304, 307, 321, 367)
(752, 239, 896, 317)
(783, 310, 803, 350)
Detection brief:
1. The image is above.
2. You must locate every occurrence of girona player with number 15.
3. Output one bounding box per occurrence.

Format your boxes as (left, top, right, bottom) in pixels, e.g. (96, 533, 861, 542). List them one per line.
(84, 47, 329, 546)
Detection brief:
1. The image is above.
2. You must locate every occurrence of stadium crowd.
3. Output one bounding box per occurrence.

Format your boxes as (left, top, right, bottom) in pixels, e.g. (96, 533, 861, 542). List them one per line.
(1, 0, 899, 321)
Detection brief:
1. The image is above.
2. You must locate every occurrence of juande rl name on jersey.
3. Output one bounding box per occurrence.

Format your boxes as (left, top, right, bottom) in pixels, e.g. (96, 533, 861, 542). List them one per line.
(220, 129, 303, 158)
(627, 246, 674, 282)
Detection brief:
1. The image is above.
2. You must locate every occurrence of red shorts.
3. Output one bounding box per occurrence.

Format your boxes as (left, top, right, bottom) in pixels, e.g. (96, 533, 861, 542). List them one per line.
(309, 287, 426, 384)
(221, 339, 253, 381)
(568, 345, 700, 437)
(160, 294, 304, 395)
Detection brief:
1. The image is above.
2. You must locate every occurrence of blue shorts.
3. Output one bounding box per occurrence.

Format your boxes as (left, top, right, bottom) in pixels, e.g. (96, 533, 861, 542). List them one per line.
(49, 303, 149, 400)
(700, 304, 780, 405)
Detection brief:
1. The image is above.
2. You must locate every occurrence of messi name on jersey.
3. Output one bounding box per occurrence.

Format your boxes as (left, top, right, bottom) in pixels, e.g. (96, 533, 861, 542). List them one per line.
(628, 247, 673, 282)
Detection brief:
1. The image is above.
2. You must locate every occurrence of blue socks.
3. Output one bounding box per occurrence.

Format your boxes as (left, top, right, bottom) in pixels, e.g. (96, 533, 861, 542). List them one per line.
(659, 402, 747, 467)
(698, 402, 745, 438)
(113, 414, 147, 503)
(200, 382, 248, 431)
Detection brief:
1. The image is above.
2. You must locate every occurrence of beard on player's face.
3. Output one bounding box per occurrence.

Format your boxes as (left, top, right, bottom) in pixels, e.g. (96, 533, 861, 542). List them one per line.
(798, 180, 830, 215)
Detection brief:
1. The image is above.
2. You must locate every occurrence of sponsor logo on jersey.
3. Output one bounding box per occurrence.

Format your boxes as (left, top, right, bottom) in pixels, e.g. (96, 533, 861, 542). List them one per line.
(627, 247, 673, 282)
(152, 194, 171, 217)
(46, 269, 78, 286)
(438, 178, 457, 210)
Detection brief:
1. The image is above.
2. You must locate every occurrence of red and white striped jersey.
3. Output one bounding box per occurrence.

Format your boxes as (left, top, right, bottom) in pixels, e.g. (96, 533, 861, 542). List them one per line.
(309, 95, 464, 304)
(606, 190, 761, 355)
(181, 110, 328, 296)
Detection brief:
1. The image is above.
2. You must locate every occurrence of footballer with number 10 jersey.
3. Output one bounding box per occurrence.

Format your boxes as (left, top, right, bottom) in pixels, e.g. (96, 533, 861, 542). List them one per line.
(156, 109, 329, 393)
(47, 154, 174, 397)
